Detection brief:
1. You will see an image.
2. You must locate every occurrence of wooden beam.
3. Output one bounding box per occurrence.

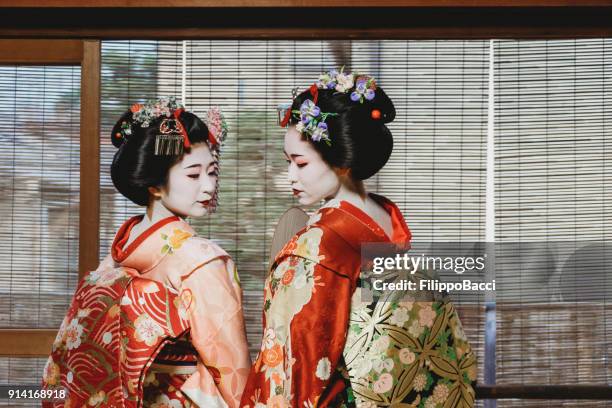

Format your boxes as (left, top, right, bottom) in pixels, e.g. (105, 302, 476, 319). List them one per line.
(78, 40, 101, 280)
(0, 40, 82, 64)
(476, 385, 612, 400)
(1, 26, 612, 40)
(0, 329, 56, 357)
(1, 0, 611, 7)
(0, 6, 610, 39)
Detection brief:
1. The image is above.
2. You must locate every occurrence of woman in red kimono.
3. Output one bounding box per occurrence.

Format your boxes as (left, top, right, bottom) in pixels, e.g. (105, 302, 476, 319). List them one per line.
(42, 97, 251, 407)
(241, 71, 476, 408)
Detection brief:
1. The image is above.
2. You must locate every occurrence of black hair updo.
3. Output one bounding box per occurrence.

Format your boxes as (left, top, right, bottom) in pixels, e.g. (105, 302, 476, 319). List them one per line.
(288, 82, 395, 180)
(110, 108, 210, 206)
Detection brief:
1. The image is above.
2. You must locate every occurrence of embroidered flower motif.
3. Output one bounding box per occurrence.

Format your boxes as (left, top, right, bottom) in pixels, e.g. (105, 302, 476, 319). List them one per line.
(452, 319, 468, 342)
(262, 328, 276, 350)
(280, 269, 295, 286)
(150, 393, 183, 408)
(424, 397, 437, 408)
(134, 314, 164, 346)
(369, 334, 390, 354)
(262, 343, 283, 368)
(180, 288, 194, 312)
(64, 318, 84, 350)
(43, 357, 60, 386)
(143, 371, 159, 386)
(372, 372, 393, 393)
(107, 304, 120, 318)
(102, 331, 113, 345)
(383, 358, 394, 371)
(266, 395, 289, 408)
(432, 383, 450, 404)
(88, 390, 106, 406)
(399, 299, 414, 310)
(350, 288, 371, 314)
(316, 357, 331, 381)
(77, 308, 91, 318)
(161, 228, 192, 254)
(398, 348, 416, 365)
(372, 357, 394, 374)
(389, 307, 410, 327)
(419, 304, 437, 328)
(413, 372, 427, 392)
(467, 364, 478, 381)
(86, 265, 127, 286)
(351, 357, 373, 380)
(52, 316, 69, 350)
(271, 372, 283, 385)
(408, 319, 424, 338)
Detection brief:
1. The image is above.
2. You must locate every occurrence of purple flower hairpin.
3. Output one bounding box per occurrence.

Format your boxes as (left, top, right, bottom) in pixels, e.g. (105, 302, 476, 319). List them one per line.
(293, 99, 337, 146)
(351, 77, 376, 103)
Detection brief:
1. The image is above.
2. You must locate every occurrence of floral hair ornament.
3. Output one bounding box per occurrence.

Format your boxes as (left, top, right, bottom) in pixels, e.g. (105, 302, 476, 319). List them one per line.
(206, 106, 228, 147)
(205, 106, 228, 213)
(351, 77, 376, 103)
(121, 96, 189, 156)
(317, 67, 377, 103)
(293, 99, 337, 146)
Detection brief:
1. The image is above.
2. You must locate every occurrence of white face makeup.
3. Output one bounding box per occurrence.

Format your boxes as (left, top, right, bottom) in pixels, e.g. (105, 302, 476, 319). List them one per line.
(159, 143, 218, 218)
(284, 126, 341, 206)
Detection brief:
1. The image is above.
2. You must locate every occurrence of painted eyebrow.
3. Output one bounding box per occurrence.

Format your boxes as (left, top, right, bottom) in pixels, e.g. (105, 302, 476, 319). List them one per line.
(184, 162, 216, 170)
(283, 150, 304, 159)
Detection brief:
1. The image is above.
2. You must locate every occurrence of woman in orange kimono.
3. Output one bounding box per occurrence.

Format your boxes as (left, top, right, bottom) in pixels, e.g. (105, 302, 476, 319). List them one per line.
(42, 97, 251, 407)
(241, 71, 476, 407)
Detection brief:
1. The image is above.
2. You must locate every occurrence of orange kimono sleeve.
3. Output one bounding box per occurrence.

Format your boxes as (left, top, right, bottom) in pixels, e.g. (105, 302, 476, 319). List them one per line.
(180, 257, 251, 407)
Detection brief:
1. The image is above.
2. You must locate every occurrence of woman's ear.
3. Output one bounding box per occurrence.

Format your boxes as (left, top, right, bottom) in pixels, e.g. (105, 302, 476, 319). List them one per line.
(148, 186, 162, 199)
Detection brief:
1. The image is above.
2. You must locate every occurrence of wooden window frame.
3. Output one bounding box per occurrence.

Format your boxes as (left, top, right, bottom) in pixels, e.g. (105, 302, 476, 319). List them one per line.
(0, 39, 101, 357)
(0, 1, 610, 400)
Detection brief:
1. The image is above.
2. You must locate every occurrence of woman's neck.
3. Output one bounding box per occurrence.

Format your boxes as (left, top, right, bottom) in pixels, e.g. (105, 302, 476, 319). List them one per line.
(124, 199, 179, 248)
(327, 178, 367, 209)
(145, 198, 177, 225)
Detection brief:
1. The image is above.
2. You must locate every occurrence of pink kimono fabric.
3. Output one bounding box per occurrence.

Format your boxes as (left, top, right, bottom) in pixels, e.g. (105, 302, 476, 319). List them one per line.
(42, 215, 251, 407)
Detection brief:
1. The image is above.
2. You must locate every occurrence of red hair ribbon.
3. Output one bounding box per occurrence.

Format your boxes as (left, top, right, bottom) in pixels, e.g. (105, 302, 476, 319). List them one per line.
(309, 83, 319, 104)
(173, 108, 191, 149)
(280, 108, 292, 128)
(208, 132, 217, 146)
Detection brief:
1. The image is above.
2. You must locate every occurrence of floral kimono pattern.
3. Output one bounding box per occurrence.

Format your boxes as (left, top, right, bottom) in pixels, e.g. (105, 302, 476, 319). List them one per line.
(43, 215, 251, 408)
(240, 194, 476, 408)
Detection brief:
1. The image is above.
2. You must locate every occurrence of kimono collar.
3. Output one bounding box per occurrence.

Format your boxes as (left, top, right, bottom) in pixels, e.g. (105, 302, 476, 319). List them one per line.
(316, 193, 412, 250)
(111, 215, 195, 273)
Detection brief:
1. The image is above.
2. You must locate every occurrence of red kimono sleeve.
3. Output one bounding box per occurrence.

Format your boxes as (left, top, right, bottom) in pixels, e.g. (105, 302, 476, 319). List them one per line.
(241, 252, 355, 408)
